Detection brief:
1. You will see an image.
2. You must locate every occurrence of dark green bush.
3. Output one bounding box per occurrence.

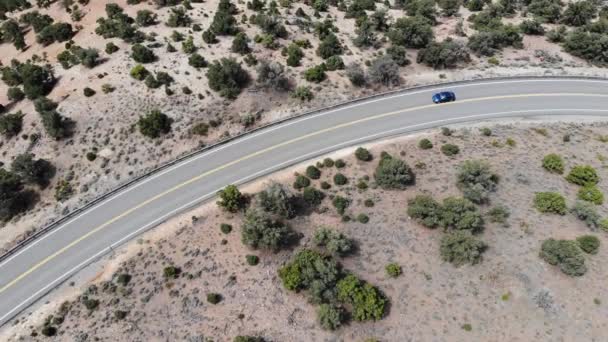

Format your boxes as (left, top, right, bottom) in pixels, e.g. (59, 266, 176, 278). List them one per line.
(566, 165, 599, 186)
(441, 143, 460, 156)
(304, 65, 327, 83)
(278, 249, 340, 303)
(246, 254, 259, 265)
(136, 9, 157, 26)
(83, 87, 96, 97)
(220, 223, 233, 234)
(317, 33, 343, 59)
(542, 154, 564, 174)
(206, 58, 250, 99)
(387, 16, 433, 48)
(355, 147, 372, 161)
(519, 19, 545, 35)
(163, 265, 181, 279)
(534, 192, 567, 215)
(291, 86, 314, 101)
(293, 174, 311, 190)
(563, 29, 608, 65)
(285, 43, 304, 66)
(332, 196, 350, 215)
(417, 38, 470, 69)
(540, 239, 587, 276)
(115, 273, 132, 286)
(232, 32, 251, 54)
(130, 64, 149, 80)
(188, 53, 208, 68)
(439, 231, 487, 266)
(0, 168, 33, 221)
(138, 109, 172, 138)
(0, 111, 23, 137)
(418, 138, 433, 149)
(207, 293, 222, 304)
(441, 197, 484, 233)
(562, 0, 596, 27)
(374, 153, 414, 189)
(7, 87, 24, 102)
(456, 160, 498, 204)
(302, 187, 325, 207)
(386, 45, 410, 67)
(241, 209, 295, 250)
(306, 165, 321, 179)
(11, 153, 55, 187)
(131, 43, 156, 63)
(357, 213, 369, 223)
(576, 235, 600, 254)
(486, 205, 510, 225)
(407, 194, 442, 228)
(217, 184, 246, 212)
(333, 173, 348, 186)
(258, 182, 296, 218)
(325, 55, 345, 71)
(335, 159, 346, 168)
(314, 227, 354, 256)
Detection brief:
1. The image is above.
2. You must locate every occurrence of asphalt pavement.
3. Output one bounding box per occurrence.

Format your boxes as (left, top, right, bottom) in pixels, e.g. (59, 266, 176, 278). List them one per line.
(2, 77, 608, 327)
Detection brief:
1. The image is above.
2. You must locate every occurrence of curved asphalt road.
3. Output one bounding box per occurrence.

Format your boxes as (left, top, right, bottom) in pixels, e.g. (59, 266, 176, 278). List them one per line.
(2, 78, 608, 326)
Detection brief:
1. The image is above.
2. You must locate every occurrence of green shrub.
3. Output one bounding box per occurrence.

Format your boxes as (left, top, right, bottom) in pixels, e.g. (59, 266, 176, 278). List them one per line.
(11, 153, 55, 187)
(333, 173, 348, 185)
(217, 184, 246, 212)
(313, 227, 354, 256)
(570, 201, 600, 228)
(163, 265, 181, 279)
(317, 304, 345, 330)
(138, 109, 172, 138)
(82, 298, 100, 311)
(480, 127, 492, 136)
(456, 160, 498, 204)
(83, 87, 96, 97)
(115, 273, 131, 286)
(188, 53, 208, 68)
(258, 182, 296, 218)
(0, 111, 24, 138)
(578, 185, 604, 205)
(206, 58, 250, 99)
(576, 235, 600, 254)
(540, 239, 587, 276)
(207, 293, 222, 304)
(418, 138, 433, 149)
(407, 194, 442, 228)
(241, 210, 295, 250)
(439, 231, 487, 266)
(246, 254, 260, 265)
(374, 153, 414, 190)
(441, 143, 460, 156)
(306, 165, 321, 179)
(368, 55, 400, 86)
(355, 147, 372, 161)
(304, 65, 327, 83)
(7, 87, 24, 102)
(293, 174, 311, 190)
(317, 33, 342, 59)
(332, 196, 350, 215)
(232, 32, 251, 54)
(566, 165, 599, 186)
(131, 43, 156, 63)
(533, 192, 567, 215)
(130, 64, 149, 80)
(416, 38, 470, 69)
(114, 310, 128, 320)
(323, 158, 335, 167)
(385, 263, 401, 277)
(600, 218, 608, 232)
(335, 159, 346, 168)
(388, 16, 434, 48)
(487, 205, 510, 225)
(220, 223, 233, 234)
(325, 55, 345, 71)
(562, 0, 596, 27)
(54, 179, 73, 202)
(302, 187, 325, 207)
(519, 19, 545, 35)
(542, 154, 564, 174)
(364, 199, 374, 207)
(285, 43, 304, 66)
(40, 326, 57, 337)
(441, 197, 484, 233)
(357, 213, 369, 223)
(336, 274, 387, 321)
(278, 249, 340, 303)
(291, 86, 314, 101)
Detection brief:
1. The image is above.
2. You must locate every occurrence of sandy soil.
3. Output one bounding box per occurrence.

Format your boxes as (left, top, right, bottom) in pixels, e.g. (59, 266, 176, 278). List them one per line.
(3, 118, 607, 341)
(2, 0, 608, 251)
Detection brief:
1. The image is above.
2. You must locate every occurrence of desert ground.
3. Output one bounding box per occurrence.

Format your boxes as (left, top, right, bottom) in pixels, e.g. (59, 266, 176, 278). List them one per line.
(2, 0, 608, 252)
(2, 118, 607, 341)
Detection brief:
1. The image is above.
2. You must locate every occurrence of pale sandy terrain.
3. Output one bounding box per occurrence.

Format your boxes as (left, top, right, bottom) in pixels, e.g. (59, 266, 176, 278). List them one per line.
(1, 0, 608, 252)
(3, 118, 607, 341)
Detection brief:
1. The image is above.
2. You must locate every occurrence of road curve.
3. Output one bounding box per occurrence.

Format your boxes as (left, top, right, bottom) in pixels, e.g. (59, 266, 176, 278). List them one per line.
(2, 77, 608, 326)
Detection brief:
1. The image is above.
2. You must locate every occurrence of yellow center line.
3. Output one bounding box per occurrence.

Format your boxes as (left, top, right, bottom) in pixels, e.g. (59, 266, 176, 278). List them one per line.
(1, 92, 605, 293)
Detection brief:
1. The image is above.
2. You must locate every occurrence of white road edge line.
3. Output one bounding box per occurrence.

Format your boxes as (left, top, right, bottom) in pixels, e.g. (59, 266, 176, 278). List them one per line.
(0, 78, 602, 268)
(1, 108, 607, 324)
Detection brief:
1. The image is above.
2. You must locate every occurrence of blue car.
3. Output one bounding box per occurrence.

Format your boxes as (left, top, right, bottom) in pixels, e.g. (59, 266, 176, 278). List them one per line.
(432, 91, 456, 104)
